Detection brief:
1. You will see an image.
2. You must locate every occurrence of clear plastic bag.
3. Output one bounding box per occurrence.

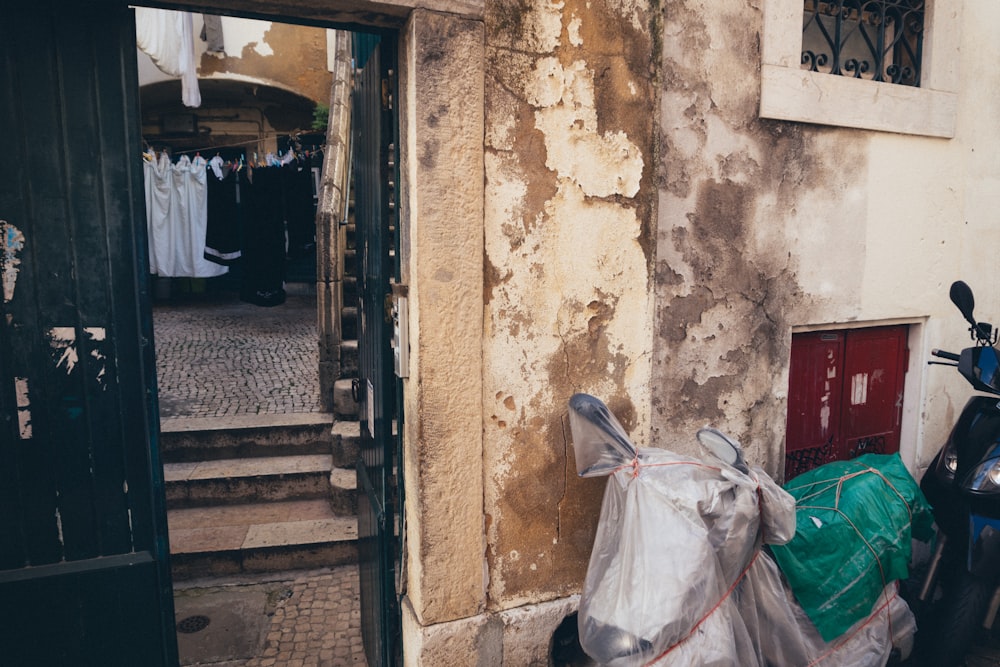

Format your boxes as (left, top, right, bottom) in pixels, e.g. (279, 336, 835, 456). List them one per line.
(568, 394, 916, 667)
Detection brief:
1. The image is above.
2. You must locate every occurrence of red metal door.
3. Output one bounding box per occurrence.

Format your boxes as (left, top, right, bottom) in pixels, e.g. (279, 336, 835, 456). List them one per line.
(785, 326, 908, 480)
(785, 332, 844, 479)
(840, 326, 908, 459)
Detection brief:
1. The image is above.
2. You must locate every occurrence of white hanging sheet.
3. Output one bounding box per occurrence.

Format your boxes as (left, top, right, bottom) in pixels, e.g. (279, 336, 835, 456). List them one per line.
(134, 7, 201, 107)
(144, 153, 228, 279)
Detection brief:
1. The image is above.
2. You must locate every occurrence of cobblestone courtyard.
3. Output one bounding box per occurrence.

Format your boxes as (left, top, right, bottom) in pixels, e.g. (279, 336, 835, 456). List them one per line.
(153, 293, 322, 420)
(174, 567, 367, 667)
(153, 291, 367, 666)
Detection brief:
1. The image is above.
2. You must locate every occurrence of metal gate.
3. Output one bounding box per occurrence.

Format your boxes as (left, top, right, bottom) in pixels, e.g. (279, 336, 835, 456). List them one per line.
(0, 3, 177, 665)
(352, 32, 404, 667)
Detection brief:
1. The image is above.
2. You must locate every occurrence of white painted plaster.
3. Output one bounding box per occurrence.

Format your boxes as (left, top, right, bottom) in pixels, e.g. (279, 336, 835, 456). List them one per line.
(221, 16, 274, 57)
(528, 59, 643, 197)
(528, 0, 565, 52)
(567, 15, 583, 46)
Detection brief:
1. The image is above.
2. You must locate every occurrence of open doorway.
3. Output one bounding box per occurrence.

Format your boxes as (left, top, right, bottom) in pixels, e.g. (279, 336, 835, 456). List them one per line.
(135, 10, 370, 665)
(0, 3, 403, 664)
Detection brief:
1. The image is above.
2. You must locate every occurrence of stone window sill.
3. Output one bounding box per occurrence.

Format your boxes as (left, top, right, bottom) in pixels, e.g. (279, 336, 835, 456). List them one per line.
(759, 0, 959, 138)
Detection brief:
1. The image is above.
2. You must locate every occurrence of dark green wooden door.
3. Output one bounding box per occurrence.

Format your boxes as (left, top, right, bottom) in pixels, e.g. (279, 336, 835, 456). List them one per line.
(0, 3, 177, 665)
(353, 32, 403, 667)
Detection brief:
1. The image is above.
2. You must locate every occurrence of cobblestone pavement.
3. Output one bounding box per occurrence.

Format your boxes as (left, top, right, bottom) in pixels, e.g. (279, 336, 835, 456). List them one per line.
(154, 292, 366, 666)
(175, 566, 367, 667)
(249, 567, 366, 667)
(153, 292, 322, 420)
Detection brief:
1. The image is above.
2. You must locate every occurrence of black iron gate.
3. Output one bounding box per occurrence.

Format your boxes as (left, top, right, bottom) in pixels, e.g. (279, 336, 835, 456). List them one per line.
(0, 3, 177, 666)
(353, 32, 404, 667)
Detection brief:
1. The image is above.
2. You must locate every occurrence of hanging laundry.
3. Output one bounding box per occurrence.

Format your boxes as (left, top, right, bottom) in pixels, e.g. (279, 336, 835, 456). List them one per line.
(283, 156, 317, 259)
(239, 165, 287, 307)
(135, 8, 201, 107)
(204, 155, 243, 266)
(144, 153, 227, 279)
(200, 14, 225, 58)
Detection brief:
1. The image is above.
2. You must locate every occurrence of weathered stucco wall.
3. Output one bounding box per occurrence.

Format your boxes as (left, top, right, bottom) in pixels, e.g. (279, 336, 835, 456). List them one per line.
(482, 0, 657, 610)
(197, 19, 332, 104)
(652, 0, 1000, 481)
(653, 0, 858, 472)
(138, 16, 331, 105)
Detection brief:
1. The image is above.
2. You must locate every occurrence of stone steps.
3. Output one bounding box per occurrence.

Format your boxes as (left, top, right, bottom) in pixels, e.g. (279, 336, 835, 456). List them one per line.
(164, 417, 362, 580)
(160, 413, 336, 463)
(342, 306, 357, 340)
(168, 499, 358, 579)
(164, 454, 337, 508)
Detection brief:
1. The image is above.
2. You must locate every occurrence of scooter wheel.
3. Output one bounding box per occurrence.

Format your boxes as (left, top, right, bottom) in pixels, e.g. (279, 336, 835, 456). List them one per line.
(928, 571, 993, 667)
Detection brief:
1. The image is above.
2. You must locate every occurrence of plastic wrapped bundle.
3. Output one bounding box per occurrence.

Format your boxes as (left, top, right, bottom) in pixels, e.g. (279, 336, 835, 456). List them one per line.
(769, 454, 934, 641)
(568, 394, 920, 666)
(569, 394, 794, 666)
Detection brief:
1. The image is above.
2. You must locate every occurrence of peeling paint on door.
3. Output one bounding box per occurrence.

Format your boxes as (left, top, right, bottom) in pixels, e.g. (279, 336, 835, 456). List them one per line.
(2, 219, 25, 305)
(851, 372, 869, 406)
(84, 327, 108, 388)
(48, 327, 79, 375)
(44, 326, 109, 387)
(15, 377, 32, 439)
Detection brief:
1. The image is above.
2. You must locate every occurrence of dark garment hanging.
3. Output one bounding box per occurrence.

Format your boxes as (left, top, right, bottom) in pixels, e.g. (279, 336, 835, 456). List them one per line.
(200, 14, 225, 55)
(283, 159, 316, 259)
(240, 166, 286, 307)
(204, 164, 242, 266)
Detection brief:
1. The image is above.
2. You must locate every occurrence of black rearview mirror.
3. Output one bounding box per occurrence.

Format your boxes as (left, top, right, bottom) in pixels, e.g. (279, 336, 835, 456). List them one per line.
(950, 281, 977, 326)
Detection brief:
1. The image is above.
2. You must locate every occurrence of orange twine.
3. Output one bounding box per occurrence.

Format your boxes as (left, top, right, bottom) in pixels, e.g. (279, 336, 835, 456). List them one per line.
(605, 456, 765, 667)
(618, 461, 905, 665)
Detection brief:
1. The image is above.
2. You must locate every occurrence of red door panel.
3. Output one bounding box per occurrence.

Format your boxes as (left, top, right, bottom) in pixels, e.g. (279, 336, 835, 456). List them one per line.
(840, 326, 907, 459)
(786, 332, 843, 452)
(784, 325, 908, 480)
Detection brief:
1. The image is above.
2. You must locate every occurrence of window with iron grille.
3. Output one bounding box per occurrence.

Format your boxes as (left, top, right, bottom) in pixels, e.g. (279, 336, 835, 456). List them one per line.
(759, 0, 957, 137)
(802, 0, 924, 87)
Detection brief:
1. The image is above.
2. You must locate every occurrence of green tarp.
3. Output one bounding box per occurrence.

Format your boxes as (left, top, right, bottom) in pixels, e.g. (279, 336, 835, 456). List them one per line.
(770, 454, 934, 641)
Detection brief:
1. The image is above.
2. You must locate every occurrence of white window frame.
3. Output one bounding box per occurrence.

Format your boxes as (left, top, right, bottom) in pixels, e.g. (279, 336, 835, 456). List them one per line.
(760, 0, 960, 138)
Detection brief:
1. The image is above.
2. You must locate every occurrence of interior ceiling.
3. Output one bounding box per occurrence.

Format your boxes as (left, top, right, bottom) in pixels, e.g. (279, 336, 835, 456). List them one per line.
(141, 78, 316, 122)
(139, 78, 320, 152)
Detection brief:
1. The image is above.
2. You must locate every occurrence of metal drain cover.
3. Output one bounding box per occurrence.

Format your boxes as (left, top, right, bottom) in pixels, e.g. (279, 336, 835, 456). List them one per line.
(177, 614, 211, 634)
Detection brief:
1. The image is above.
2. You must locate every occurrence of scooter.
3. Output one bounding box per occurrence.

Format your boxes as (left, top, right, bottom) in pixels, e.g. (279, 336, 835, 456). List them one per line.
(916, 280, 1000, 666)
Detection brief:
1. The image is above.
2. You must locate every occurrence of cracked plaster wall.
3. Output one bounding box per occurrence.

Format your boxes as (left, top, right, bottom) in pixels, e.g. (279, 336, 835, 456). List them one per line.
(483, 0, 656, 609)
(653, 0, 843, 473)
(652, 0, 1000, 482)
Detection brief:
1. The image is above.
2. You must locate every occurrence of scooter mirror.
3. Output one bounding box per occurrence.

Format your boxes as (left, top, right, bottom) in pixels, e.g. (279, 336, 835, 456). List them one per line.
(950, 280, 977, 325)
(697, 427, 749, 474)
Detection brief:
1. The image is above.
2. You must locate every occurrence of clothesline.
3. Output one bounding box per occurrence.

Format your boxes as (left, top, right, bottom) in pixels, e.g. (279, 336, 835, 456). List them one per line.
(142, 148, 320, 307)
(143, 134, 326, 158)
(143, 147, 322, 173)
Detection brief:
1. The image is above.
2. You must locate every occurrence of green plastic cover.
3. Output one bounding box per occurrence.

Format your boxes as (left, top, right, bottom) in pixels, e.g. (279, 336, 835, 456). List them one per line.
(770, 453, 934, 642)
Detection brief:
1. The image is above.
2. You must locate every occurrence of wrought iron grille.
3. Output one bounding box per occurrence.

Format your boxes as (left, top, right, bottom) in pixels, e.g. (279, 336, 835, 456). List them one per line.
(785, 440, 839, 481)
(848, 434, 886, 458)
(802, 0, 924, 86)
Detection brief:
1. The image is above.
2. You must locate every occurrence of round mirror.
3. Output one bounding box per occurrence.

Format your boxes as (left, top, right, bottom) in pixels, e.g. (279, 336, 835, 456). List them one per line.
(697, 427, 739, 466)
